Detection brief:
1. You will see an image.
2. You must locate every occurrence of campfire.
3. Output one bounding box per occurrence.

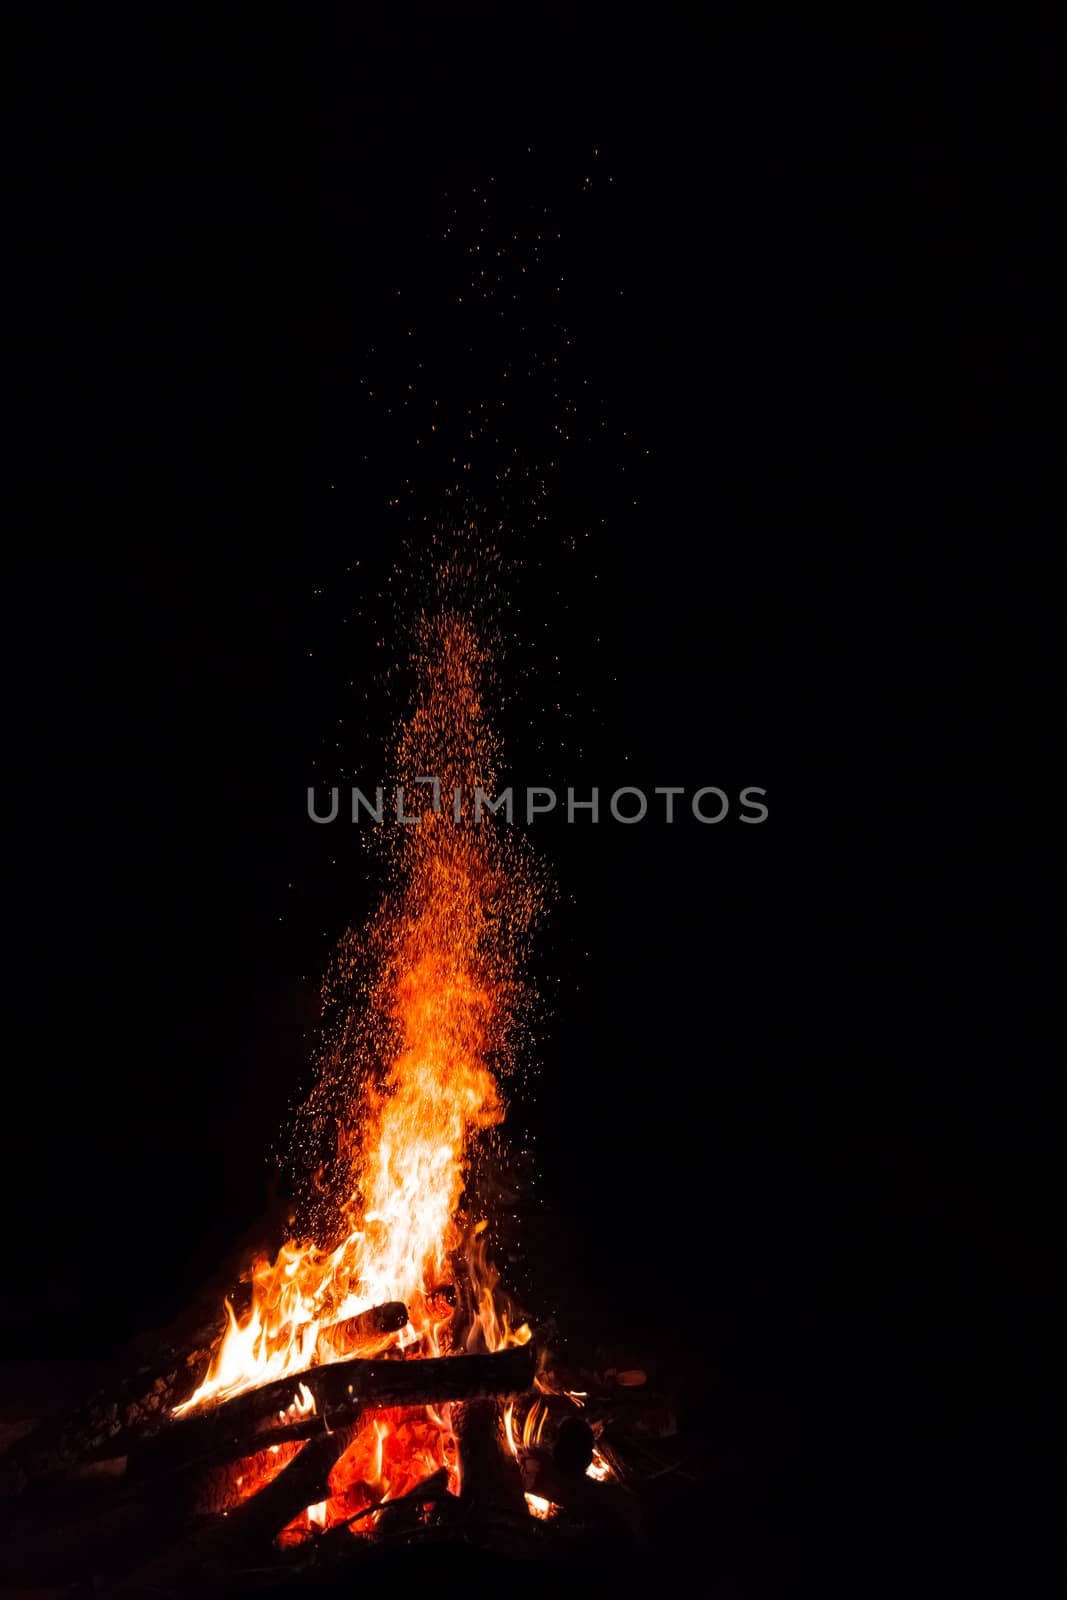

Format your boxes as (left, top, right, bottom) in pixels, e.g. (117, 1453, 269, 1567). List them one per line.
(1, 604, 675, 1591)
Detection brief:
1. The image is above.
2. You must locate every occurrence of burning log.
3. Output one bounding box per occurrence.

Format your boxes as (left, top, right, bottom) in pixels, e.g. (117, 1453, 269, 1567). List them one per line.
(211, 1423, 353, 1543)
(319, 1299, 409, 1348)
(272, 1299, 410, 1361)
(2, 1305, 408, 1498)
(240, 1299, 410, 1372)
(116, 1424, 358, 1594)
(127, 1343, 537, 1482)
(369, 1464, 451, 1539)
(192, 1439, 306, 1517)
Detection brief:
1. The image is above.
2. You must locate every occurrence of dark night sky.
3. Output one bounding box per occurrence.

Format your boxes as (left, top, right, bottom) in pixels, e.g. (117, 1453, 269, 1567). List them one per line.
(2, 9, 1062, 1594)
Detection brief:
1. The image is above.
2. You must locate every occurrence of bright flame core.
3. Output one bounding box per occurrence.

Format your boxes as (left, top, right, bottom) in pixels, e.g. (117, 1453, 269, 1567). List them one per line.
(175, 611, 543, 1531)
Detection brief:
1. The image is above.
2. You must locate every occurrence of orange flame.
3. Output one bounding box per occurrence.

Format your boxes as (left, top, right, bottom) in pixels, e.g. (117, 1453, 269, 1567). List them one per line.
(174, 609, 543, 1531)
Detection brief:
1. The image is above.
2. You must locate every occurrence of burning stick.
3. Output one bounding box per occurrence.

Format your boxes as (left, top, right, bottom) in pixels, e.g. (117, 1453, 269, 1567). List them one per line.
(317, 1299, 409, 1350)
(201, 1426, 354, 1548)
(267, 1298, 410, 1362)
(323, 1464, 450, 1538)
(128, 1344, 537, 1481)
(116, 1425, 359, 1594)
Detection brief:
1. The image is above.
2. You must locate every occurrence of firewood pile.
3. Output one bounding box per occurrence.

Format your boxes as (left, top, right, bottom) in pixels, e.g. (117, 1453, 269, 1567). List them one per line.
(0, 1307, 680, 1594)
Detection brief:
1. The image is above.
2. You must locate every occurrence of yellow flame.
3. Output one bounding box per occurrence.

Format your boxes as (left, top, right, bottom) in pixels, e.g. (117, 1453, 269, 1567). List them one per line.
(524, 1493, 558, 1520)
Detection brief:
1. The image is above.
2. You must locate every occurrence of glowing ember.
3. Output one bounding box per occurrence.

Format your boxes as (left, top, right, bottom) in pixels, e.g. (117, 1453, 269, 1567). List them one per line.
(174, 607, 546, 1533)
(525, 1493, 558, 1520)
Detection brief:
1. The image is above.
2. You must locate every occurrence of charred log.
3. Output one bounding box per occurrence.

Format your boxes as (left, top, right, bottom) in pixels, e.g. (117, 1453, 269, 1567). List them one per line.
(452, 1397, 529, 1554)
(372, 1464, 451, 1539)
(127, 1343, 537, 1482)
(193, 1424, 352, 1547)
(115, 1424, 356, 1594)
(191, 1438, 306, 1517)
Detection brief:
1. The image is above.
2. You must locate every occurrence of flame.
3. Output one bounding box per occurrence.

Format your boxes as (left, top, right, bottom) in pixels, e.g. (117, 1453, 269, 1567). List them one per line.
(524, 1493, 558, 1520)
(174, 610, 544, 1532)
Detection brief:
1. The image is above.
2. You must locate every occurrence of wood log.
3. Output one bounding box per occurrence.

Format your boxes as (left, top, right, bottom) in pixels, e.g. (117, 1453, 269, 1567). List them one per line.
(1, 1274, 404, 1498)
(127, 1343, 537, 1482)
(116, 1424, 356, 1594)
(454, 1397, 525, 1510)
(7, 1304, 408, 1497)
(315, 1299, 408, 1353)
(312, 1464, 450, 1548)
(452, 1397, 530, 1555)
(192, 1439, 304, 1517)
(203, 1424, 353, 1546)
(371, 1464, 451, 1538)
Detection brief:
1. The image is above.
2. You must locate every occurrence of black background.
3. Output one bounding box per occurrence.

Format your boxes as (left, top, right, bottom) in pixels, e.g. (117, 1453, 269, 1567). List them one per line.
(3, 9, 1061, 1594)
